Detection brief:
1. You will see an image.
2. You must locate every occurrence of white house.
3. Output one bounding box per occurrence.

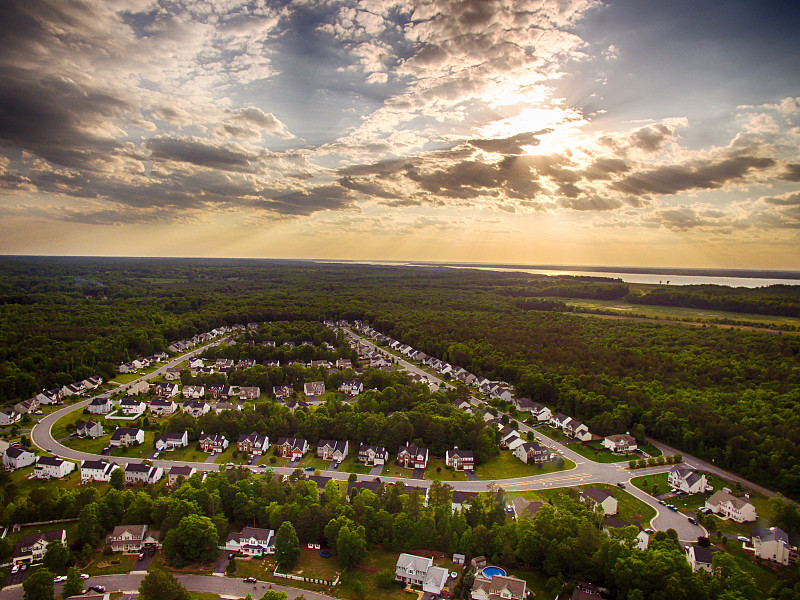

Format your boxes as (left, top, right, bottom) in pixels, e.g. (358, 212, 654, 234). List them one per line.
(339, 380, 364, 396)
(168, 465, 195, 486)
(686, 545, 714, 573)
(513, 441, 551, 464)
(155, 431, 189, 451)
(0, 408, 21, 426)
(12, 530, 66, 566)
(88, 397, 112, 414)
(124, 463, 163, 485)
(564, 418, 591, 441)
(125, 381, 150, 397)
(3, 447, 37, 470)
(225, 527, 275, 556)
(34, 456, 76, 479)
(149, 398, 178, 415)
(77, 421, 104, 438)
(107, 525, 159, 552)
(80, 459, 118, 482)
(395, 553, 433, 587)
(752, 527, 792, 566)
(580, 488, 618, 516)
(182, 385, 205, 399)
(705, 490, 757, 523)
(471, 574, 528, 600)
(153, 383, 180, 399)
(602, 434, 637, 454)
(119, 398, 146, 415)
(317, 440, 349, 461)
(109, 427, 145, 447)
(358, 444, 388, 466)
(184, 401, 210, 418)
(668, 466, 709, 494)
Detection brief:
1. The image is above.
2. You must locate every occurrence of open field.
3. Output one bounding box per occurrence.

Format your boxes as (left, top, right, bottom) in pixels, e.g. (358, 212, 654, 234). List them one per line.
(560, 297, 800, 328)
(109, 373, 143, 385)
(478, 450, 574, 480)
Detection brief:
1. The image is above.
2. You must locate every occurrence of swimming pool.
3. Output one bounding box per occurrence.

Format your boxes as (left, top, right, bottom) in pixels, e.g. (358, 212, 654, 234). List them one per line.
(482, 566, 507, 578)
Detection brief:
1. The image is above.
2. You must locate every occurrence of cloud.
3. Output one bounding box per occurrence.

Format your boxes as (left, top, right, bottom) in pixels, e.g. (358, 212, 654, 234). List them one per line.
(261, 184, 357, 216)
(760, 191, 800, 206)
(222, 107, 295, 140)
(145, 137, 259, 171)
(468, 131, 548, 155)
(630, 124, 672, 152)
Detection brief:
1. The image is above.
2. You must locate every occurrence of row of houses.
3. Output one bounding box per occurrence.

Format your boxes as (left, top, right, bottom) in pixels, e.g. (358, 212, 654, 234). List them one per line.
(0, 376, 104, 426)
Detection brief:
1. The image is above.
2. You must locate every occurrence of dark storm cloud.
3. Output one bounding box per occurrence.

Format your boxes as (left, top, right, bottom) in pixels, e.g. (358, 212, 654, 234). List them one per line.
(610, 155, 775, 196)
(145, 137, 259, 172)
(467, 131, 549, 155)
(781, 164, 800, 182)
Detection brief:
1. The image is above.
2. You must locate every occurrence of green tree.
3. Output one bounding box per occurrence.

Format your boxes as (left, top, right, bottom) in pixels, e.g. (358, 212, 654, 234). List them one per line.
(138, 570, 191, 600)
(275, 521, 300, 571)
(23, 566, 54, 600)
(258, 592, 288, 600)
(336, 524, 367, 569)
(77, 503, 104, 548)
(110, 468, 124, 490)
(163, 514, 219, 563)
(61, 567, 84, 600)
(43, 541, 70, 572)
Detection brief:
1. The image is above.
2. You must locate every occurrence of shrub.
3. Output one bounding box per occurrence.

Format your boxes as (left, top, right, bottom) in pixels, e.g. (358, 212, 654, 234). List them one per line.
(673, 453, 683, 463)
(656, 455, 665, 465)
(226, 558, 237, 574)
(269, 456, 277, 464)
(103, 546, 113, 556)
(637, 459, 647, 468)
(665, 455, 674, 464)
(629, 459, 637, 469)
(376, 569, 395, 589)
(647, 457, 656, 467)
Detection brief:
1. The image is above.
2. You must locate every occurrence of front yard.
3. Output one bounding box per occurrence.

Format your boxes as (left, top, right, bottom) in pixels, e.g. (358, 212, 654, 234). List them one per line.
(478, 451, 575, 481)
(84, 551, 140, 576)
(566, 442, 631, 463)
(337, 454, 372, 475)
(423, 457, 469, 482)
(162, 444, 211, 463)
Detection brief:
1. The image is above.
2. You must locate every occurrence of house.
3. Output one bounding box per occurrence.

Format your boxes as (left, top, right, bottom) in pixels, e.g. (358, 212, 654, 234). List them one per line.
(119, 362, 136, 374)
(199, 434, 229, 453)
(155, 431, 189, 451)
(336, 358, 353, 369)
(686, 545, 715, 573)
(225, 527, 275, 556)
(124, 463, 163, 485)
(705, 490, 757, 522)
(549, 412, 571, 429)
(513, 397, 538, 412)
(0, 408, 21, 426)
(36, 388, 64, 405)
(579, 488, 618, 516)
(215, 359, 234, 371)
(285, 400, 310, 412)
(358, 444, 388, 466)
(12, 530, 66, 566)
(14, 398, 38, 415)
(752, 527, 792, 566)
(512, 497, 544, 520)
(564, 418, 591, 441)
(214, 401, 243, 414)
(272, 386, 293, 399)
(182, 385, 205, 399)
(395, 553, 433, 587)
(500, 427, 521, 449)
(423, 565, 449, 596)
(317, 440, 349, 461)
(452, 490, 478, 512)
(668, 466, 709, 494)
(471, 574, 528, 600)
(109, 428, 145, 447)
(80, 460, 118, 482)
(164, 367, 182, 381)
(88, 396, 112, 414)
(339, 380, 363, 396)
(153, 383, 180, 399)
(397, 443, 429, 469)
(238, 386, 260, 400)
(303, 381, 326, 397)
(3, 447, 37, 470)
(237, 432, 270, 455)
(107, 525, 159, 552)
(125, 381, 150, 397)
(149, 398, 178, 415)
(452, 399, 472, 412)
(76, 421, 104, 438)
(34, 456, 76, 479)
(276, 438, 309, 460)
(513, 441, 551, 464)
(168, 465, 196, 486)
(602, 434, 637, 454)
(602, 518, 650, 550)
(445, 448, 474, 471)
(184, 401, 210, 418)
(62, 382, 86, 397)
(119, 398, 146, 415)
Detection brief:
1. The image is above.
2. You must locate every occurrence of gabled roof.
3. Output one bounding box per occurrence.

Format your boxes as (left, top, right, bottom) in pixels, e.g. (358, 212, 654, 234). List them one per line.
(35, 456, 67, 467)
(396, 552, 433, 572)
(448, 448, 473, 459)
(688, 545, 714, 565)
(111, 427, 142, 440)
(452, 490, 477, 505)
(581, 488, 614, 503)
(125, 463, 152, 474)
(5, 447, 33, 459)
(753, 527, 790, 545)
(276, 437, 306, 450)
(169, 465, 194, 476)
(81, 459, 111, 470)
(489, 575, 527, 597)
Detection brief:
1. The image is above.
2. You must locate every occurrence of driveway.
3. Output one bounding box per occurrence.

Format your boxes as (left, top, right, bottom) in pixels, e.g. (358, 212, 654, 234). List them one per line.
(131, 550, 156, 573)
(465, 470, 478, 481)
(369, 464, 384, 476)
(248, 454, 260, 466)
(288, 459, 301, 468)
(4, 568, 27, 587)
(213, 552, 231, 576)
(412, 467, 425, 479)
(204, 453, 218, 463)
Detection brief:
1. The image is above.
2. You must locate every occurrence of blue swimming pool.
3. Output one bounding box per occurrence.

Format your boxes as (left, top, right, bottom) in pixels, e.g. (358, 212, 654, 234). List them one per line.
(482, 566, 507, 578)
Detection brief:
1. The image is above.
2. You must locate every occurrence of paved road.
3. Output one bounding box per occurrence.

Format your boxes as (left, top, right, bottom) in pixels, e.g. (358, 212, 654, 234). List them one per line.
(0, 573, 341, 600)
(28, 330, 726, 541)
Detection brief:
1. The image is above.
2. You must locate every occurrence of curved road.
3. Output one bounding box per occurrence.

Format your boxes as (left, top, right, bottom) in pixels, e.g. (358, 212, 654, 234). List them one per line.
(30, 336, 708, 541)
(0, 572, 341, 600)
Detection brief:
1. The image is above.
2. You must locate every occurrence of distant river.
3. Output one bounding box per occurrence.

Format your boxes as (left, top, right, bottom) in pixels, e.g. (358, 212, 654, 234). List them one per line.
(314, 260, 800, 288)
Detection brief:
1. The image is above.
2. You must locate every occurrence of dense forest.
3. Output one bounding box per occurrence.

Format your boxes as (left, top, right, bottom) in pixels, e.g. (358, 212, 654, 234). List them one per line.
(1, 257, 800, 500)
(628, 284, 800, 317)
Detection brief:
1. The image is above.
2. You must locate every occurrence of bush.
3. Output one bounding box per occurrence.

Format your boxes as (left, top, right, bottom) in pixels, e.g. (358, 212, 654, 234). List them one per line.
(195, 442, 202, 451)
(269, 456, 277, 464)
(673, 453, 683, 463)
(103, 546, 113, 556)
(226, 558, 237, 574)
(647, 457, 656, 467)
(232, 449, 239, 459)
(376, 569, 395, 589)
(637, 459, 647, 468)
(656, 455, 665, 465)
(629, 459, 637, 469)
(665, 455, 674, 464)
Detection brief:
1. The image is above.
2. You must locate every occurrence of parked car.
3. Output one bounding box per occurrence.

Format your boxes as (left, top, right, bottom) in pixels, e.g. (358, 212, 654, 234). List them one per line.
(228, 553, 235, 559)
(21, 564, 27, 571)
(244, 577, 257, 583)
(688, 517, 698, 525)
(616, 482, 626, 489)
(147, 547, 156, 556)
(138, 552, 145, 560)
(11, 565, 19, 574)
(88, 585, 106, 593)
(53, 575, 67, 583)
(738, 536, 750, 543)
(80, 574, 89, 579)
(304, 466, 315, 472)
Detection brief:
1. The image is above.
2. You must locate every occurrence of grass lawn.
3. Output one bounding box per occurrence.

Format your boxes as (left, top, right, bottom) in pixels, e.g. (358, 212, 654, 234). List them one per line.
(163, 445, 211, 463)
(63, 434, 111, 454)
(110, 432, 158, 458)
(580, 484, 657, 527)
(261, 453, 292, 468)
(4, 520, 81, 553)
(110, 373, 144, 385)
(514, 568, 555, 600)
(566, 442, 630, 463)
(189, 594, 220, 600)
(85, 552, 140, 576)
(298, 454, 334, 471)
(631, 472, 670, 496)
(537, 425, 570, 443)
(213, 445, 251, 466)
(337, 454, 371, 475)
(424, 457, 468, 482)
(478, 451, 575, 481)
(51, 409, 92, 440)
(382, 461, 416, 479)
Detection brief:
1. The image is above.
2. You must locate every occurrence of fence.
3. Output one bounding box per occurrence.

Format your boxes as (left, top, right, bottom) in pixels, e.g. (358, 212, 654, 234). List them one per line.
(273, 567, 339, 587)
(12, 518, 78, 532)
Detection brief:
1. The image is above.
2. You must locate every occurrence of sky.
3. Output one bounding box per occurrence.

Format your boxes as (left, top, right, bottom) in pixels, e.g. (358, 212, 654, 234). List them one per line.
(0, 0, 799, 269)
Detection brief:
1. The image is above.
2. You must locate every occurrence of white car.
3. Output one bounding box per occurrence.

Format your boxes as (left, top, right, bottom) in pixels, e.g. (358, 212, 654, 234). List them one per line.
(737, 536, 750, 543)
(53, 575, 67, 583)
(11, 565, 19, 574)
(81, 574, 90, 580)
